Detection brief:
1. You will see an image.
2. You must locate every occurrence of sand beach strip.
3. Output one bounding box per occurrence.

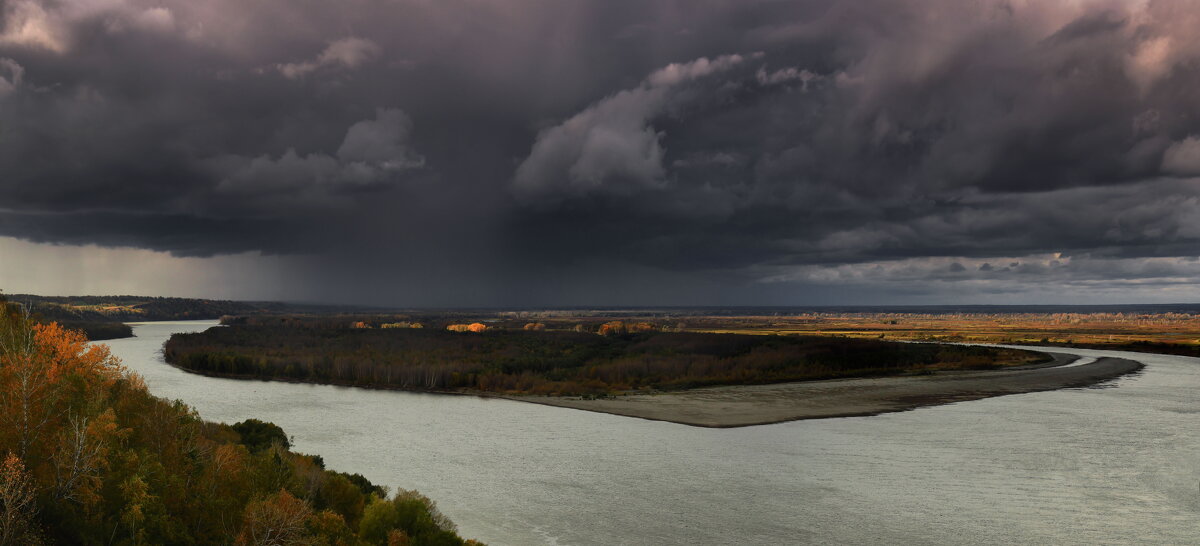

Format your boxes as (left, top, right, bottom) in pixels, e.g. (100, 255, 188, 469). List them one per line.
(499, 353, 1143, 428)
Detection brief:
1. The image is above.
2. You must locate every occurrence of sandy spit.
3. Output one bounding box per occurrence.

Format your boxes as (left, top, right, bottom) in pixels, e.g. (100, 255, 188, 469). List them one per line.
(496, 353, 1144, 428)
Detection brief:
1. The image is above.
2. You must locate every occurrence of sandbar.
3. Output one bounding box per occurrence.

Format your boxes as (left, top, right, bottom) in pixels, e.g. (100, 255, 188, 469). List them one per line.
(498, 353, 1143, 428)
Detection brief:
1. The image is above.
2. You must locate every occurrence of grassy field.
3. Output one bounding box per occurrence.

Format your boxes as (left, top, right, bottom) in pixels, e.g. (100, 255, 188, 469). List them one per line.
(675, 312, 1200, 347)
(217, 309, 1200, 356)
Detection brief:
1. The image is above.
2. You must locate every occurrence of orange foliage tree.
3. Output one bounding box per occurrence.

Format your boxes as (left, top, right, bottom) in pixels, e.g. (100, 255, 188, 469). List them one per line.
(446, 323, 488, 333)
(0, 294, 476, 545)
(235, 489, 312, 545)
(0, 453, 39, 544)
(0, 315, 125, 505)
(597, 321, 626, 336)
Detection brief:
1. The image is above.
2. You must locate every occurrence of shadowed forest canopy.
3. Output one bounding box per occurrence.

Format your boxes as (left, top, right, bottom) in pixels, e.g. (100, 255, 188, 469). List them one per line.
(163, 321, 1043, 395)
(0, 296, 480, 545)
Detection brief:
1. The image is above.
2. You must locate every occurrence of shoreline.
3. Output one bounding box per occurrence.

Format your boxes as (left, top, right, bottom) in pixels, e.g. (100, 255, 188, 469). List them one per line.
(496, 353, 1143, 427)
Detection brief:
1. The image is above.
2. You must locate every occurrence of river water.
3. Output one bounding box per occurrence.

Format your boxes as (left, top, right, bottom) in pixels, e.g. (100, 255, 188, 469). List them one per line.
(106, 321, 1200, 545)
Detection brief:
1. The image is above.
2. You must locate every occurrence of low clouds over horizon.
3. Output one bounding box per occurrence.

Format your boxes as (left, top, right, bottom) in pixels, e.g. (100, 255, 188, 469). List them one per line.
(4, 0, 1200, 305)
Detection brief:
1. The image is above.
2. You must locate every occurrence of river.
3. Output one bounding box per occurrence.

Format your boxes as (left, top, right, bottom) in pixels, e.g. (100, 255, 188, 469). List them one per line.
(106, 320, 1199, 545)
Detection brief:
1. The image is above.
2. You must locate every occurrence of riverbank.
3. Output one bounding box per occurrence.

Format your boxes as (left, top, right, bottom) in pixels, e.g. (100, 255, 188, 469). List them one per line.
(498, 353, 1144, 427)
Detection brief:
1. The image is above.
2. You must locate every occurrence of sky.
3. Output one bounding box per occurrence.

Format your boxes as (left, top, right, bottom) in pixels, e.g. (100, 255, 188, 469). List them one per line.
(3, 0, 1200, 306)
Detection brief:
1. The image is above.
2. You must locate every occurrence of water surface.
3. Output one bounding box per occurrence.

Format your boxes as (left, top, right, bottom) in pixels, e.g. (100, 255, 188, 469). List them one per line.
(108, 321, 1199, 545)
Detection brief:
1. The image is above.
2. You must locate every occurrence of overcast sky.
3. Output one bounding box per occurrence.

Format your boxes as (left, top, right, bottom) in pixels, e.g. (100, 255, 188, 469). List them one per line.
(4, 0, 1200, 306)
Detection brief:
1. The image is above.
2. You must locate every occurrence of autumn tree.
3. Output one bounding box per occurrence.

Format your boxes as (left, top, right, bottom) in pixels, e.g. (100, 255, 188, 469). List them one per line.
(629, 322, 656, 333)
(445, 323, 487, 333)
(0, 453, 39, 545)
(306, 509, 355, 545)
(598, 321, 627, 336)
(0, 308, 125, 519)
(235, 489, 312, 546)
(359, 490, 462, 546)
(0, 294, 475, 544)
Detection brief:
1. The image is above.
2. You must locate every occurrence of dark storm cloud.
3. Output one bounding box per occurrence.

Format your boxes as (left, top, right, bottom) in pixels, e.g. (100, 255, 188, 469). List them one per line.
(6, 0, 1200, 303)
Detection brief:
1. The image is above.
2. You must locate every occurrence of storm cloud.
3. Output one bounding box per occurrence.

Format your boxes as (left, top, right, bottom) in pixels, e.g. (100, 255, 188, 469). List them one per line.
(4, 0, 1200, 305)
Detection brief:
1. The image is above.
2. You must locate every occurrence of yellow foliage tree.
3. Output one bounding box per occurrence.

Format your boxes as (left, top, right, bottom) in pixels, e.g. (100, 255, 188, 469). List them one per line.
(446, 323, 487, 333)
(0, 318, 123, 480)
(0, 453, 39, 545)
(598, 321, 627, 336)
(235, 489, 312, 546)
(630, 322, 656, 333)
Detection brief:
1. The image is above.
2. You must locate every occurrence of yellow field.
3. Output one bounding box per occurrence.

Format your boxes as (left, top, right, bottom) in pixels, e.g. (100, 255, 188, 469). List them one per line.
(681, 312, 1200, 347)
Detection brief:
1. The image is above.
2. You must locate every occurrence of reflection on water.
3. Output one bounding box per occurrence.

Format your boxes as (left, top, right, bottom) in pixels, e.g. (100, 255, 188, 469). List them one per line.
(108, 321, 1198, 545)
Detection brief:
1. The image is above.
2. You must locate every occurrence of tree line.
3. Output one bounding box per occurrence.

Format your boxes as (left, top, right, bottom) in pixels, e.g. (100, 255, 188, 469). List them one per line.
(163, 323, 1040, 396)
(0, 296, 480, 545)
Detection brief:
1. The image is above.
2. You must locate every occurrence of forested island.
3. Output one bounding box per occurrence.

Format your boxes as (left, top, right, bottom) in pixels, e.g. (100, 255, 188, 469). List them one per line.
(7, 294, 380, 342)
(0, 297, 479, 545)
(163, 317, 1044, 396)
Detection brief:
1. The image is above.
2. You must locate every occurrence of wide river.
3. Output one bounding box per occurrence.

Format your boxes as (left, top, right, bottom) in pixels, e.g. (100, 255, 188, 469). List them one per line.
(107, 321, 1198, 545)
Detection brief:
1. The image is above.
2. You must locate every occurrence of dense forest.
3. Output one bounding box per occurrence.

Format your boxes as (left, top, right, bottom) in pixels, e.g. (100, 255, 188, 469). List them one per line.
(164, 322, 1042, 396)
(0, 297, 479, 545)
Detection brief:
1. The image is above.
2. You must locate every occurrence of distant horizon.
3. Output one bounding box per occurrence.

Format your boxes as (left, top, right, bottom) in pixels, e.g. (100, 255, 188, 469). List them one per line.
(11, 291, 1200, 314)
